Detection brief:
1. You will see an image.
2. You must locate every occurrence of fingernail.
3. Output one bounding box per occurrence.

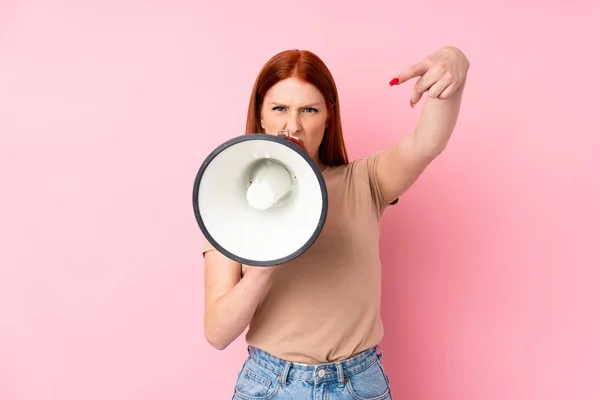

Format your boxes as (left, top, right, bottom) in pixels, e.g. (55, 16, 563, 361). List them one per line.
(389, 78, 399, 86)
(410, 99, 414, 108)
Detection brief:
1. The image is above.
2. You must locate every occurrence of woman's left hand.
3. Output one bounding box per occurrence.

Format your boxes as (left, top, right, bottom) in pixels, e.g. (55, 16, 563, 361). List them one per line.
(389, 46, 470, 108)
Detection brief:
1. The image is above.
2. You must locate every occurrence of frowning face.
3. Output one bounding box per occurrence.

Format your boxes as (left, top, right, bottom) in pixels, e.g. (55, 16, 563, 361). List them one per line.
(260, 77, 329, 167)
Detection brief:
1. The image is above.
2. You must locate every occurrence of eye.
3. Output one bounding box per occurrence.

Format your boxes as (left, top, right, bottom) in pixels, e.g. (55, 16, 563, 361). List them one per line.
(304, 108, 318, 113)
(272, 106, 286, 112)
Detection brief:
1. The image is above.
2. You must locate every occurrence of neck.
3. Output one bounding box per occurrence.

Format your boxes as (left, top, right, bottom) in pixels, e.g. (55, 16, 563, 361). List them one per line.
(315, 158, 327, 172)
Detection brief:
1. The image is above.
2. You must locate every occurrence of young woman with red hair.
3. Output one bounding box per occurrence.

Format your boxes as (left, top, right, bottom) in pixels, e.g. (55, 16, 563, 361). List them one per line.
(203, 47, 470, 399)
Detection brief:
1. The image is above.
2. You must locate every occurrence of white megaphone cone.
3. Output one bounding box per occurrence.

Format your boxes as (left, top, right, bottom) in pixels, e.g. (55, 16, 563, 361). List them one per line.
(192, 131, 328, 266)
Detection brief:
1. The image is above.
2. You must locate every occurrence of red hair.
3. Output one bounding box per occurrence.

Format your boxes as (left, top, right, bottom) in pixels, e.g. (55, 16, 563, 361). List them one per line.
(245, 49, 349, 166)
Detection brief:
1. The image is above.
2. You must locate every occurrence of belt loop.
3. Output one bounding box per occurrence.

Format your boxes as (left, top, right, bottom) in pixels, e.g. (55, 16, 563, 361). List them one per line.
(375, 344, 383, 360)
(280, 361, 292, 387)
(336, 362, 344, 388)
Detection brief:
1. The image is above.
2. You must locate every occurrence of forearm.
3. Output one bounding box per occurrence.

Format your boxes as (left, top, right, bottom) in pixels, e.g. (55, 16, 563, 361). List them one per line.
(412, 81, 466, 157)
(204, 269, 272, 349)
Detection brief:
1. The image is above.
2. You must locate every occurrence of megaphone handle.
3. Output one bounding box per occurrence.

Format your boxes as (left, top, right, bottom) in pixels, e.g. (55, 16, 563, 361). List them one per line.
(277, 130, 308, 153)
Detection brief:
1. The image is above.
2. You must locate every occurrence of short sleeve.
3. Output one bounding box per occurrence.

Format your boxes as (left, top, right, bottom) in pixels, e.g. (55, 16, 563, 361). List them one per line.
(201, 234, 216, 257)
(351, 151, 398, 216)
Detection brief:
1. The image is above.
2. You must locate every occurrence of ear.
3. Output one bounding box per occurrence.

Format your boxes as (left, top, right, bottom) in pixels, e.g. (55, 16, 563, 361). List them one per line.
(259, 110, 265, 131)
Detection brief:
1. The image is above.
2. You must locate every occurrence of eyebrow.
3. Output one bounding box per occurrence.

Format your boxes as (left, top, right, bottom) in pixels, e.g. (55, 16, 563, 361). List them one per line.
(268, 102, 323, 108)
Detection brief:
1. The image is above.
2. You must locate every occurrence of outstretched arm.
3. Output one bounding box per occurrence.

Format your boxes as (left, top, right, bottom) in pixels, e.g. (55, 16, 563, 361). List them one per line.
(377, 46, 470, 203)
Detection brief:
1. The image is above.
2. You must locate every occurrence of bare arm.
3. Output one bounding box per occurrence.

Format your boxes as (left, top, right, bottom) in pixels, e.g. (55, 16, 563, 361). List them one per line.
(203, 250, 275, 350)
(378, 46, 470, 202)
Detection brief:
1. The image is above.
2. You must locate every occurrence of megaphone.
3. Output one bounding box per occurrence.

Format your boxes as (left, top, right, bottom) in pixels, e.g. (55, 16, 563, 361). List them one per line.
(192, 131, 328, 266)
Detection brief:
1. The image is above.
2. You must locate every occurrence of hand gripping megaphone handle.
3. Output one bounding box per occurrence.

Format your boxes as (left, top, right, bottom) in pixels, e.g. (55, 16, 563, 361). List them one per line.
(277, 130, 308, 153)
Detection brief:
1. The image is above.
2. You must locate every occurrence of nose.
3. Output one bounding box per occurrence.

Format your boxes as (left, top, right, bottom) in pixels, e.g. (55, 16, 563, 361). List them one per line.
(284, 111, 302, 135)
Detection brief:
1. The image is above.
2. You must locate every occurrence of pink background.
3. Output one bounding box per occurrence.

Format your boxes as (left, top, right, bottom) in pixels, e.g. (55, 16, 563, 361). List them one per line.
(1, 1, 599, 399)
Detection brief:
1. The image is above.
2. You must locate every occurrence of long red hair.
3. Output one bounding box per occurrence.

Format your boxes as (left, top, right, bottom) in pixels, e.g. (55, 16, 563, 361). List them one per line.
(245, 49, 349, 166)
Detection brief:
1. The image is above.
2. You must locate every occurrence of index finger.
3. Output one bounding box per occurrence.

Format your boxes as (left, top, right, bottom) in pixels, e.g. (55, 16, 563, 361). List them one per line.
(389, 62, 428, 86)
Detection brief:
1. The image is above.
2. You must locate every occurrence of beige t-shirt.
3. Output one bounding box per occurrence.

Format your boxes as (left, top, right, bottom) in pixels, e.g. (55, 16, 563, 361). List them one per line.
(202, 151, 395, 364)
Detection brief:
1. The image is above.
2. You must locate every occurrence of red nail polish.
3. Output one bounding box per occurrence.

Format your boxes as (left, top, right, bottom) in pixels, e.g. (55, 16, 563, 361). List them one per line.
(389, 78, 399, 86)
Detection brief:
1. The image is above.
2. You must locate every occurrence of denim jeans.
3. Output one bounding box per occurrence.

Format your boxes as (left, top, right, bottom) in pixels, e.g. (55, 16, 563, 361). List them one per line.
(232, 345, 392, 400)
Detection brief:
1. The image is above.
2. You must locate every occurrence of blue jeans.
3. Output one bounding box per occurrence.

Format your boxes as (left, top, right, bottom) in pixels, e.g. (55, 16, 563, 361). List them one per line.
(232, 345, 392, 399)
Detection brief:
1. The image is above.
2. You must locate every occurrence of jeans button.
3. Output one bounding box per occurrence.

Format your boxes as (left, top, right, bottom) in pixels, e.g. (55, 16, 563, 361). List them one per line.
(318, 369, 325, 378)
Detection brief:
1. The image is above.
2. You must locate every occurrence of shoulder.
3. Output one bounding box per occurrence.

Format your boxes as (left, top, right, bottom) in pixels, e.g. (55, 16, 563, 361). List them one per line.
(349, 151, 383, 180)
(328, 152, 398, 215)
(327, 151, 382, 180)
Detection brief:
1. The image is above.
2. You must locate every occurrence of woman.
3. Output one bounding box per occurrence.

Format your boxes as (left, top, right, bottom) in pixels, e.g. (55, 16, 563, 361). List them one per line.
(203, 46, 470, 399)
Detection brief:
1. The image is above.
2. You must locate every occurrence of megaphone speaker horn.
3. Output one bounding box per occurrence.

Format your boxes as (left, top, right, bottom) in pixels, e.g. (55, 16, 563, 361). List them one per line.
(193, 132, 328, 266)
